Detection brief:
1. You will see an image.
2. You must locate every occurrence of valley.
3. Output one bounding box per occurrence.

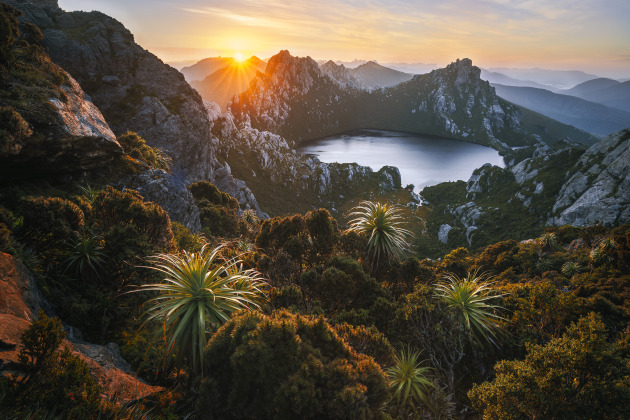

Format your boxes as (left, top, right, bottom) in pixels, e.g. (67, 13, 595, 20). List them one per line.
(0, 0, 629, 418)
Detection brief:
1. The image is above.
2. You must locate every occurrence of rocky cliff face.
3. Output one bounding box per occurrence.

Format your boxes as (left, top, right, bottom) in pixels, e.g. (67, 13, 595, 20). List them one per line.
(231, 52, 595, 150)
(0, 2, 121, 179)
(548, 129, 630, 226)
(7, 0, 263, 214)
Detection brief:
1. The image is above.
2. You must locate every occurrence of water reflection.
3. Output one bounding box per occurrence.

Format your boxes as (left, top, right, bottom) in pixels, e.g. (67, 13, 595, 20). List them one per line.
(296, 130, 505, 192)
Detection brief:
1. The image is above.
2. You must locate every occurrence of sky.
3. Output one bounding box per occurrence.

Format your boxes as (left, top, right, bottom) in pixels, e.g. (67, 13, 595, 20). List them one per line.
(58, 0, 630, 78)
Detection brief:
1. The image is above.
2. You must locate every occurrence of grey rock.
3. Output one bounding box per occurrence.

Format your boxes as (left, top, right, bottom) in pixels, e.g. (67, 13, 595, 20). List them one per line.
(72, 341, 133, 373)
(438, 224, 452, 244)
(549, 129, 630, 226)
(125, 169, 201, 231)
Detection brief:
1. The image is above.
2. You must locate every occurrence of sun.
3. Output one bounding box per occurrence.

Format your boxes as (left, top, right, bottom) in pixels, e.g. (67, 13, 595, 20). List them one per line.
(234, 52, 245, 63)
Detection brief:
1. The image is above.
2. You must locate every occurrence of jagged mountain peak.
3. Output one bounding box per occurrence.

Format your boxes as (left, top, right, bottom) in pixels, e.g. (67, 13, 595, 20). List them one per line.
(440, 58, 482, 85)
(320, 60, 362, 88)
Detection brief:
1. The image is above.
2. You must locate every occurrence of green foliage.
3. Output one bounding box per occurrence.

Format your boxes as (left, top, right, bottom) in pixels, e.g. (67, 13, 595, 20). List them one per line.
(92, 186, 174, 251)
(435, 271, 506, 347)
(20, 196, 84, 253)
(13, 312, 102, 418)
(347, 200, 412, 265)
(199, 310, 389, 419)
(0, 106, 32, 156)
(561, 261, 582, 278)
(301, 256, 385, 315)
(386, 347, 434, 411)
(504, 282, 581, 346)
(117, 131, 171, 170)
(469, 313, 630, 419)
(63, 232, 105, 282)
(17, 311, 65, 373)
(171, 221, 205, 252)
(188, 181, 238, 209)
(188, 181, 243, 238)
(256, 208, 341, 270)
(135, 244, 267, 373)
(334, 323, 396, 367)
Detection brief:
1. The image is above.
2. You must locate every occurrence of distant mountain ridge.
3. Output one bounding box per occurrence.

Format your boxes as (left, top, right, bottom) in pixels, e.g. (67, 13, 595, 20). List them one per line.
(480, 69, 553, 90)
(492, 84, 630, 137)
(562, 78, 630, 113)
(347, 61, 414, 88)
(181, 57, 239, 82)
(486, 67, 600, 90)
(231, 51, 596, 150)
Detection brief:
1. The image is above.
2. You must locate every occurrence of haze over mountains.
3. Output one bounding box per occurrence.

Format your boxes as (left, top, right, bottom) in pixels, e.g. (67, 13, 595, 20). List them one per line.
(564, 78, 630, 114)
(184, 57, 267, 111)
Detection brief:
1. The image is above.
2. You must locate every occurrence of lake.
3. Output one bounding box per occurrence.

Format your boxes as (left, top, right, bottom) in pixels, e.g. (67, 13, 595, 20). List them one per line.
(296, 130, 505, 192)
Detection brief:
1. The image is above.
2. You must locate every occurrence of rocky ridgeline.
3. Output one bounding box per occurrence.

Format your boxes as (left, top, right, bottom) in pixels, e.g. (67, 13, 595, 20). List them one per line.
(231, 51, 594, 150)
(434, 130, 630, 247)
(0, 68, 122, 178)
(320, 60, 364, 89)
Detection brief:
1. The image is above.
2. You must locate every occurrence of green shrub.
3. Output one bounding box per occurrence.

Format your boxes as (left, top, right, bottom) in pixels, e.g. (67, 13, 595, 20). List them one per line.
(92, 186, 174, 251)
(199, 310, 389, 419)
(469, 313, 630, 419)
(14, 312, 102, 418)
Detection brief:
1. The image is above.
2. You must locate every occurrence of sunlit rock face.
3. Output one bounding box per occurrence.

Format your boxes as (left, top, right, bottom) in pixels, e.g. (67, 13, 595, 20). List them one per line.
(548, 129, 630, 227)
(0, 253, 162, 402)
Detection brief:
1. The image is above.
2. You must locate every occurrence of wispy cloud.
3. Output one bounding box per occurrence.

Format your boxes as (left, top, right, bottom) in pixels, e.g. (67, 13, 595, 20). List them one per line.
(58, 0, 630, 76)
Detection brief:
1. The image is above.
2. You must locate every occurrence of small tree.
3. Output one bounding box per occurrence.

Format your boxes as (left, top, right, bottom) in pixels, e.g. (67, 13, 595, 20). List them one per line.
(434, 271, 506, 347)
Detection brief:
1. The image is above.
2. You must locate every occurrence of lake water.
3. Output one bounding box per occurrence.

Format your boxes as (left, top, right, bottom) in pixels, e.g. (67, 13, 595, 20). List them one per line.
(296, 130, 505, 192)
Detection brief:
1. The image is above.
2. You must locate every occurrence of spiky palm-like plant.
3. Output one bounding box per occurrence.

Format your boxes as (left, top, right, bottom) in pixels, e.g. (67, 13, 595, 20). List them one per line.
(347, 201, 412, 265)
(387, 347, 434, 414)
(537, 232, 560, 251)
(435, 271, 506, 347)
(135, 244, 267, 374)
(561, 261, 581, 278)
(64, 232, 105, 281)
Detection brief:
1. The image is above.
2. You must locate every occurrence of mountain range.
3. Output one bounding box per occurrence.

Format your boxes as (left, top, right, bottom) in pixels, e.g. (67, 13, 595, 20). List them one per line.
(562, 78, 630, 113)
(491, 84, 630, 137)
(231, 52, 596, 149)
(2, 0, 626, 232)
(486, 67, 601, 90)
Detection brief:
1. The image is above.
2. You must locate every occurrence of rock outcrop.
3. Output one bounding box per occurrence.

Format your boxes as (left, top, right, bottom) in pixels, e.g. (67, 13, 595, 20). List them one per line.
(0, 252, 161, 402)
(212, 108, 403, 216)
(7, 0, 262, 213)
(125, 169, 202, 231)
(0, 2, 121, 179)
(548, 129, 630, 226)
